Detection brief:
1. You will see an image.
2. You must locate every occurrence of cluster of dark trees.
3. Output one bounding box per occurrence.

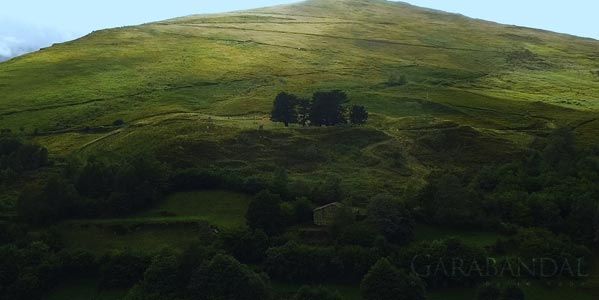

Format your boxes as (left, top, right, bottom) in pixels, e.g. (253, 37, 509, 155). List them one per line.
(0, 136, 48, 184)
(17, 156, 167, 224)
(271, 90, 368, 127)
(415, 128, 599, 247)
(7, 126, 598, 299)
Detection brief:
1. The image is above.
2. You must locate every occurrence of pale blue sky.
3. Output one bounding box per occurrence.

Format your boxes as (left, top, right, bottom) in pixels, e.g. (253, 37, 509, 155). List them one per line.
(1, 0, 598, 59)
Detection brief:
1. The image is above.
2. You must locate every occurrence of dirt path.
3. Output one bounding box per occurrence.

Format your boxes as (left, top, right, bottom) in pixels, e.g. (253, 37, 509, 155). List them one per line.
(75, 111, 268, 151)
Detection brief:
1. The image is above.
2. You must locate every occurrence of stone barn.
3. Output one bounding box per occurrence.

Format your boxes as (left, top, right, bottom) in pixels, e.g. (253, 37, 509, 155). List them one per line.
(313, 202, 345, 226)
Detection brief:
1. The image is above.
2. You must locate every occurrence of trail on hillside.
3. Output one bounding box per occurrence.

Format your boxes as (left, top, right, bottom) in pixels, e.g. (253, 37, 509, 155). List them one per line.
(0, 81, 225, 118)
(168, 24, 503, 53)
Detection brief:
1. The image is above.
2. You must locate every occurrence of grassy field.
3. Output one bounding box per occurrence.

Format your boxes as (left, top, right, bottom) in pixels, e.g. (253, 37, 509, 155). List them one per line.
(2, 0, 599, 299)
(135, 190, 250, 229)
(57, 190, 249, 254)
(0, 0, 597, 204)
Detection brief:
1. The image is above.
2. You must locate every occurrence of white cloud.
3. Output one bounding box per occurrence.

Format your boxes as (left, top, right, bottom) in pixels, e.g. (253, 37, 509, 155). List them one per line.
(0, 19, 75, 60)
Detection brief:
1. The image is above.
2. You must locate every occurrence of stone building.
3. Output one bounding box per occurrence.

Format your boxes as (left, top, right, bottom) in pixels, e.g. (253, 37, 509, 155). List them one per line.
(313, 202, 345, 226)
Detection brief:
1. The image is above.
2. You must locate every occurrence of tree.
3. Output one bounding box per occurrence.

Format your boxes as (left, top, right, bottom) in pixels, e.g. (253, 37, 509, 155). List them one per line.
(310, 90, 348, 126)
(293, 286, 342, 300)
(76, 158, 114, 198)
(360, 258, 426, 300)
(220, 229, 269, 263)
(296, 98, 312, 126)
(246, 190, 284, 235)
(264, 242, 338, 282)
(99, 250, 149, 289)
(188, 254, 270, 300)
(17, 176, 79, 224)
(271, 92, 299, 127)
(366, 194, 414, 245)
(292, 197, 314, 224)
(139, 250, 181, 297)
(349, 105, 368, 125)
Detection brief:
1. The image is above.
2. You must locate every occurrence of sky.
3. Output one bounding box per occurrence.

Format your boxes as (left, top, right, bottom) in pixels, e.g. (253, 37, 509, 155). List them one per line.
(1, 0, 598, 60)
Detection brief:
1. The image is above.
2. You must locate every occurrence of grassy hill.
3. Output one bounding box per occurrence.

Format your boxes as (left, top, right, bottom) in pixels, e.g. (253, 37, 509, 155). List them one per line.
(1, 1, 599, 298)
(2, 0, 598, 199)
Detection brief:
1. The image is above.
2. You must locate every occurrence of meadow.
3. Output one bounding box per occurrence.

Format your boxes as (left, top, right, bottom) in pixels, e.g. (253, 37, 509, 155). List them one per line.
(1, 0, 599, 299)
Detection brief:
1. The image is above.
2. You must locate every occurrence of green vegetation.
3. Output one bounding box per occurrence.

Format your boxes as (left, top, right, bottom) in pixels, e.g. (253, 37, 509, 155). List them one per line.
(361, 258, 425, 300)
(1, 0, 599, 299)
(136, 190, 250, 229)
(271, 90, 368, 126)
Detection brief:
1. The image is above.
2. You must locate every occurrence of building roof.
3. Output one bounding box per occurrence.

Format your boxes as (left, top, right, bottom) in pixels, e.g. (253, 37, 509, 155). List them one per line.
(314, 202, 344, 212)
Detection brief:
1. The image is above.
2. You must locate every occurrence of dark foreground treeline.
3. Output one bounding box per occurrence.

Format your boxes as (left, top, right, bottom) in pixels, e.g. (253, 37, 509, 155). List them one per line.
(1, 127, 598, 300)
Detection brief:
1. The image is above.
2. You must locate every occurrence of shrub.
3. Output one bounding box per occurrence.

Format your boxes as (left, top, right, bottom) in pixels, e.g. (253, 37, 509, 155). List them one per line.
(367, 194, 415, 245)
(360, 258, 425, 300)
(220, 229, 269, 263)
(246, 190, 285, 235)
(99, 250, 149, 289)
(387, 72, 408, 86)
(188, 254, 270, 300)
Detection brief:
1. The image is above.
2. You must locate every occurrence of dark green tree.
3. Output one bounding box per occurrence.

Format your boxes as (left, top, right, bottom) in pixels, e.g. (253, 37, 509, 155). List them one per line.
(188, 254, 270, 300)
(292, 197, 314, 224)
(76, 158, 114, 198)
(366, 194, 414, 245)
(17, 176, 79, 224)
(296, 98, 312, 126)
(271, 92, 299, 127)
(349, 105, 368, 125)
(99, 250, 149, 289)
(246, 190, 284, 235)
(139, 250, 181, 298)
(309, 90, 348, 126)
(220, 229, 269, 263)
(360, 258, 426, 300)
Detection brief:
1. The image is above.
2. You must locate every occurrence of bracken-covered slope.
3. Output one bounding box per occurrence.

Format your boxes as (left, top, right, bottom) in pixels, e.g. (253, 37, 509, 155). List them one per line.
(1, 0, 598, 128)
(0, 0, 598, 195)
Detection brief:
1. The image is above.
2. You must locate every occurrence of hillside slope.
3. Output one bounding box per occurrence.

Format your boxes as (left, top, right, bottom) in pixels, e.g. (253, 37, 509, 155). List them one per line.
(0, 0, 598, 195)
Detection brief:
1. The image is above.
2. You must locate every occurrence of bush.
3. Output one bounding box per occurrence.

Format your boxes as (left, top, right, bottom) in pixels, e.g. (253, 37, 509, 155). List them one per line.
(367, 194, 415, 245)
(188, 254, 270, 300)
(220, 229, 269, 263)
(0, 137, 48, 173)
(360, 258, 425, 300)
(349, 105, 369, 125)
(113, 119, 125, 126)
(265, 242, 338, 282)
(292, 197, 314, 224)
(387, 72, 408, 86)
(139, 250, 181, 298)
(17, 177, 79, 224)
(246, 190, 285, 235)
(399, 238, 489, 288)
(99, 250, 149, 289)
